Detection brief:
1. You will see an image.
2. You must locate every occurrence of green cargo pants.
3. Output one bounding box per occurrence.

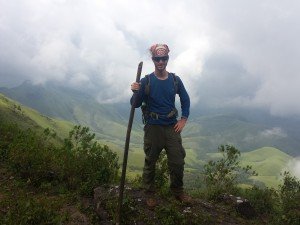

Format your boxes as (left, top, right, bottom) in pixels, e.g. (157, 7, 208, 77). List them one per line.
(142, 124, 186, 196)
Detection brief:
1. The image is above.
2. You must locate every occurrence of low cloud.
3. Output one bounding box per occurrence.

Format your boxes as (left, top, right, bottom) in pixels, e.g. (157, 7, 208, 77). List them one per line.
(286, 158, 300, 179)
(260, 127, 287, 139)
(1, 0, 300, 117)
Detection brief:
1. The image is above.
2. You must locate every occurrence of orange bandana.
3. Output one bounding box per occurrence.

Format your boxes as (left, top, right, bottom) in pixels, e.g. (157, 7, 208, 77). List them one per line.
(150, 44, 170, 57)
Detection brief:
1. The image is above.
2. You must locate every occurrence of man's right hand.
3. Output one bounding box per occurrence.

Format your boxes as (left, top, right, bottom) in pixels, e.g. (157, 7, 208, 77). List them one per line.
(131, 82, 140, 92)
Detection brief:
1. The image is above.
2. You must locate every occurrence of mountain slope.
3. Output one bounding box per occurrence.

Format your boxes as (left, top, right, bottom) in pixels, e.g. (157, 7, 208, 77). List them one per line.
(0, 82, 143, 147)
(1, 82, 300, 158)
(184, 114, 299, 156)
(0, 93, 296, 188)
(0, 93, 74, 140)
(241, 147, 292, 187)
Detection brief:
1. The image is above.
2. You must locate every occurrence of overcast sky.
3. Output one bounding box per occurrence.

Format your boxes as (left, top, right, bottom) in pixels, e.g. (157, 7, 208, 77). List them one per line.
(1, 0, 300, 117)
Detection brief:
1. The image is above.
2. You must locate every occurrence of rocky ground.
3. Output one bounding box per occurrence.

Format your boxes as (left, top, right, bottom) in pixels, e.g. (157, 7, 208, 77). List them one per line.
(93, 186, 266, 225)
(0, 166, 267, 225)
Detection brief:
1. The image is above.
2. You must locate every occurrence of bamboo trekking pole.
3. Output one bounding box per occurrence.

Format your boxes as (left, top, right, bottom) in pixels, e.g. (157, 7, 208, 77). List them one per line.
(116, 61, 143, 225)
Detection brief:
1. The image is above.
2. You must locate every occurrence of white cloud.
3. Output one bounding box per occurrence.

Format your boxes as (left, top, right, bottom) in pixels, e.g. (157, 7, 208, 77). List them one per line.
(0, 0, 300, 116)
(286, 158, 300, 179)
(260, 127, 287, 139)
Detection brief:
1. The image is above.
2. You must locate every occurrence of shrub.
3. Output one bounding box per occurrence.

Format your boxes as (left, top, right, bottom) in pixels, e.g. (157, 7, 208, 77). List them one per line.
(106, 195, 138, 225)
(0, 123, 19, 161)
(0, 196, 65, 225)
(242, 172, 300, 224)
(243, 186, 278, 214)
(155, 150, 169, 191)
(58, 125, 119, 195)
(6, 127, 57, 186)
(1, 123, 119, 195)
(203, 145, 257, 199)
(276, 171, 300, 225)
(130, 150, 170, 194)
(155, 204, 185, 225)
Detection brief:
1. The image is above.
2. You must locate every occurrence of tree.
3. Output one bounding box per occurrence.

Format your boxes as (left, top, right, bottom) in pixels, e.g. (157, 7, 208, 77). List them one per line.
(203, 145, 257, 199)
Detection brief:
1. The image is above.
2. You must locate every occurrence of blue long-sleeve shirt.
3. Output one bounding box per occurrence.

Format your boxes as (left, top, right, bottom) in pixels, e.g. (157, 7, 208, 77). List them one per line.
(130, 72, 190, 125)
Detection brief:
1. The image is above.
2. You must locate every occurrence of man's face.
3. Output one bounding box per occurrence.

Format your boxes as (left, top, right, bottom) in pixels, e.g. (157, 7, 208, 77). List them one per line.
(152, 55, 169, 72)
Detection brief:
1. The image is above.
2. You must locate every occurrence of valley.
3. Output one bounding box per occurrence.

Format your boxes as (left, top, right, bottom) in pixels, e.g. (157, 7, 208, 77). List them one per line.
(1, 82, 299, 188)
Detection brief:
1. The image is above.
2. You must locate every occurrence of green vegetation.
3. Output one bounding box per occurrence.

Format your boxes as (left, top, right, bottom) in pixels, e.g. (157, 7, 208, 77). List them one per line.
(120, 145, 300, 225)
(1, 87, 298, 189)
(242, 172, 300, 225)
(203, 145, 257, 199)
(3, 83, 300, 157)
(0, 84, 142, 148)
(0, 195, 67, 225)
(1, 92, 299, 224)
(198, 145, 300, 225)
(154, 203, 212, 225)
(0, 119, 119, 224)
(0, 93, 74, 141)
(241, 147, 292, 187)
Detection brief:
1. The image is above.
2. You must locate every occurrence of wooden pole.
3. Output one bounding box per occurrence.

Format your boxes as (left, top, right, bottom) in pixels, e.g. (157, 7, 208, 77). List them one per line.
(116, 61, 143, 225)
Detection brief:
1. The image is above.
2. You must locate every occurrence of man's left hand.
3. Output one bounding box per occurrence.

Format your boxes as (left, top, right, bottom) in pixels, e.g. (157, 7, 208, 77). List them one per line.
(174, 118, 187, 133)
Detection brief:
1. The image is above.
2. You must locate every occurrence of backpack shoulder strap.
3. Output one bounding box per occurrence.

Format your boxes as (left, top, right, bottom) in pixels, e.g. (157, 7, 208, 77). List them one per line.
(170, 73, 179, 94)
(145, 73, 178, 95)
(144, 74, 150, 95)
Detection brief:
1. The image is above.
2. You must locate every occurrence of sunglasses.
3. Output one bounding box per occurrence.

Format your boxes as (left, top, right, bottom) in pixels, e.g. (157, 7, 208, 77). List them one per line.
(152, 56, 169, 62)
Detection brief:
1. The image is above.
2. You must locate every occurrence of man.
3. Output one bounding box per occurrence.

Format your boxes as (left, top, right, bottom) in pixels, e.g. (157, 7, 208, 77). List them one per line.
(130, 44, 191, 207)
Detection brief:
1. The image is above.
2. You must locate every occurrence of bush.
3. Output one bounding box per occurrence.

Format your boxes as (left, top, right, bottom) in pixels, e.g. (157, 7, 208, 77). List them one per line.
(155, 204, 185, 225)
(131, 150, 170, 194)
(155, 150, 169, 191)
(0, 196, 65, 225)
(0, 123, 23, 162)
(243, 186, 278, 214)
(57, 125, 119, 195)
(242, 172, 300, 225)
(1, 123, 119, 195)
(106, 195, 138, 225)
(203, 145, 257, 199)
(276, 171, 300, 225)
(6, 127, 57, 186)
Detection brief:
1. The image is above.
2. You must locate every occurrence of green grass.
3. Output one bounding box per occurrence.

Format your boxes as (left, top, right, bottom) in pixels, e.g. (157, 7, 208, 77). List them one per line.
(205, 147, 292, 188)
(127, 147, 146, 170)
(185, 148, 206, 168)
(241, 147, 292, 176)
(102, 144, 293, 188)
(240, 147, 292, 187)
(0, 93, 73, 140)
(249, 175, 281, 188)
(21, 107, 74, 139)
(0, 93, 295, 189)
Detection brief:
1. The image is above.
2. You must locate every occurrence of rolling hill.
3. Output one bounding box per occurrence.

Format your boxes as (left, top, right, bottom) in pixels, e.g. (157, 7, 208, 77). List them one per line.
(0, 82, 143, 148)
(0, 92, 295, 187)
(1, 81, 299, 157)
(1, 82, 300, 187)
(183, 114, 300, 157)
(241, 147, 292, 187)
(206, 146, 292, 187)
(0, 93, 74, 140)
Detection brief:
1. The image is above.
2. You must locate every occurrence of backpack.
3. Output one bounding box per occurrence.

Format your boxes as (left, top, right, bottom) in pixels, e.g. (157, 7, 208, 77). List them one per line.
(141, 73, 179, 124)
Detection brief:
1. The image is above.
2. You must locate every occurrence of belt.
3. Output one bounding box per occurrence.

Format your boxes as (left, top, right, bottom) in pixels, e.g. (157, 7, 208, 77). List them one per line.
(149, 108, 178, 120)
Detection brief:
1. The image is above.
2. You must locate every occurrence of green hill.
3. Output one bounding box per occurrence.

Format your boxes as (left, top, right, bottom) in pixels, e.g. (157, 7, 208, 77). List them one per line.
(1, 92, 297, 188)
(2, 82, 300, 157)
(0, 93, 139, 171)
(182, 113, 299, 157)
(1, 83, 299, 188)
(241, 147, 292, 187)
(1, 92, 298, 224)
(0, 93, 73, 139)
(206, 146, 292, 187)
(0, 82, 143, 148)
